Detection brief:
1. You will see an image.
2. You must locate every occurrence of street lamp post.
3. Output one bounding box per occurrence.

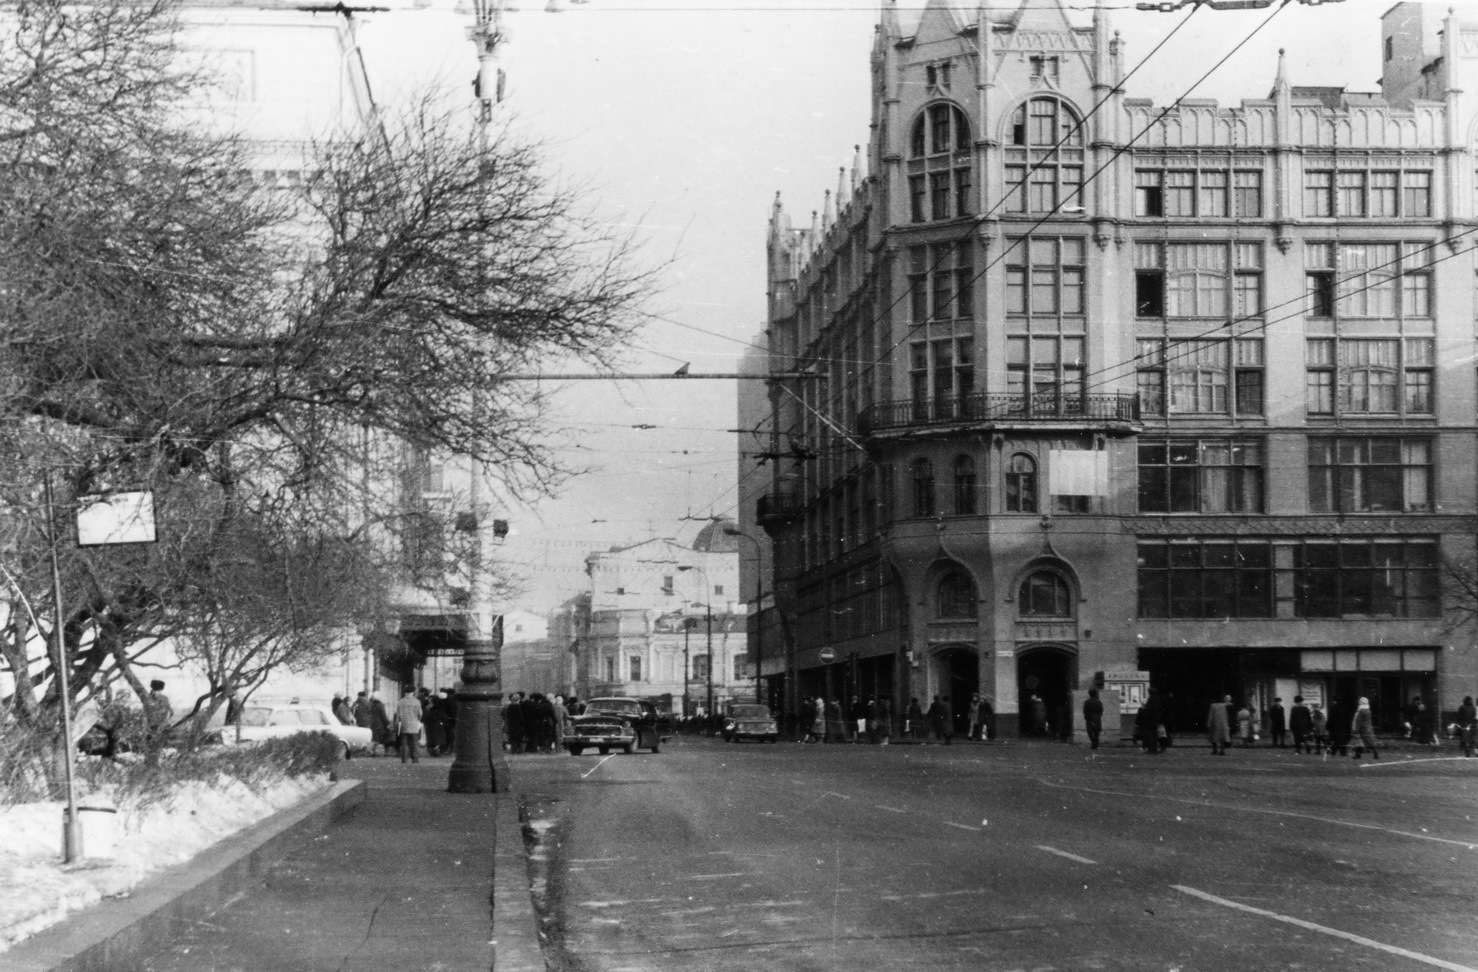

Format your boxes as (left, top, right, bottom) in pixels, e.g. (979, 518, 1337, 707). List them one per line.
(682, 617, 696, 719)
(677, 564, 713, 722)
(723, 527, 765, 707)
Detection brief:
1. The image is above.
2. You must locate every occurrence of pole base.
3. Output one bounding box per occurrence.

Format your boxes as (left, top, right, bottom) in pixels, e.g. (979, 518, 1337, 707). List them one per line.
(447, 761, 508, 794)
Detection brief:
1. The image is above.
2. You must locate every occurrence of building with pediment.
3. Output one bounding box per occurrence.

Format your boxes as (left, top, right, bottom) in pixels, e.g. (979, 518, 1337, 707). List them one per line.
(751, 0, 1478, 739)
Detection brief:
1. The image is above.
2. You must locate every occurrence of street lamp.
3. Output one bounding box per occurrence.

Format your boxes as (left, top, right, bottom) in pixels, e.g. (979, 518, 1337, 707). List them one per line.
(723, 526, 765, 707)
(677, 564, 713, 723)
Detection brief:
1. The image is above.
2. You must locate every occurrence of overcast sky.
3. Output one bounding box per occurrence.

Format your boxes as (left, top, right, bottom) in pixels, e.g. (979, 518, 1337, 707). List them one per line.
(351, 0, 1396, 611)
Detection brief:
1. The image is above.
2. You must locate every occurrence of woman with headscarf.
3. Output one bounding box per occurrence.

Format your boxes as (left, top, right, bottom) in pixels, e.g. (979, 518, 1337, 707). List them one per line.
(369, 692, 393, 757)
(1351, 697, 1379, 760)
(1457, 696, 1477, 758)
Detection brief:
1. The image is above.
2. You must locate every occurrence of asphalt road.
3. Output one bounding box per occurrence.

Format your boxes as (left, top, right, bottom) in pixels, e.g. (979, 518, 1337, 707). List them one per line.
(511, 736, 1478, 972)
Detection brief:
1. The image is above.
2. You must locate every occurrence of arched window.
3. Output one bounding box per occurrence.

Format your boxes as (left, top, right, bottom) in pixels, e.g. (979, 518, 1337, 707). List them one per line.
(952, 454, 977, 515)
(912, 458, 936, 517)
(1019, 570, 1071, 617)
(908, 103, 973, 223)
(938, 571, 977, 618)
(1005, 453, 1037, 513)
(1004, 97, 1084, 215)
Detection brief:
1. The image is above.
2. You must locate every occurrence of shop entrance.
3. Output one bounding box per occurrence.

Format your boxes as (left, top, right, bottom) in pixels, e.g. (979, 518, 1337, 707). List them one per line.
(1017, 647, 1074, 739)
(931, 646, 978, 735)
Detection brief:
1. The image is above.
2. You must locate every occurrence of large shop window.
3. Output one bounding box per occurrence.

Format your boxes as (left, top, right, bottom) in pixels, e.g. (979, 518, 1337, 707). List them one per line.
(1304, 242, 1433, 320)
(1307, 437, 1432, 513)
(937, 571, 977, 618)
(1136, 337, 1264, 416)
(1134, 166, 1262, 218)
(908, 104, 972, 223)
(1305, 338, 1434, 416)
(1018, 570, 1072, 617)
(1135, 241, 1263, 320)
(1294, 539, 1439, 618)
(1138, 439, 1264, 513)
(1137, 538, 1273, 619)
(1004, 97, 1084, 215)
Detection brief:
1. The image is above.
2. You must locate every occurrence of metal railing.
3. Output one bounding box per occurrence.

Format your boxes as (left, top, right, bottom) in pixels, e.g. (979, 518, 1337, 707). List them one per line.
(859, 392, 1139, 434)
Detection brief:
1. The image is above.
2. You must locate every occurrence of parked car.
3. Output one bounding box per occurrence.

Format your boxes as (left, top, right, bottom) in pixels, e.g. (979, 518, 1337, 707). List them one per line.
(566, 697, 667, 755)
(212, 703, 371, 758)
(721, 703, 779, 743)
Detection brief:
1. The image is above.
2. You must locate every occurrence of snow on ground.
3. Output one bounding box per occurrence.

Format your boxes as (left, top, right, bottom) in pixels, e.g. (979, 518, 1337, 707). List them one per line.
(0, 771, 329, 953)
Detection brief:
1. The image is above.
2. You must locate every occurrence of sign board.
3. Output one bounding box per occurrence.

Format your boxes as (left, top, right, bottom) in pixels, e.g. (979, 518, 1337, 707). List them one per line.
(1103, 670, 1151, 714)
(76, 491, 157, 546)
(819, 647, 835, 662)
(1298, 678, 1326, 709)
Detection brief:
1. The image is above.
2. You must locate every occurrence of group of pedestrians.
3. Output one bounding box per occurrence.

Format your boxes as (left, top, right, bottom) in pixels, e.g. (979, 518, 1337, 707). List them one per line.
(340, 685, 457, 762)
(798, 693, 995, 745)
(502, 692, 576, 753)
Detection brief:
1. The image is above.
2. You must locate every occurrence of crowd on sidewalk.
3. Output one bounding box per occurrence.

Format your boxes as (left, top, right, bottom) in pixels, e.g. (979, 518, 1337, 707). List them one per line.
(795, 692, 999, 745)
(1130, 689, 1478, 759)
(329, 685, 458, 762)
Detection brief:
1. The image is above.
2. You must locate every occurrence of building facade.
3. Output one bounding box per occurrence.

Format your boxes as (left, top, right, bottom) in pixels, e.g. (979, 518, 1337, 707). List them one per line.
(754, 0, 1478, 738)
(563, 523, 747, 716)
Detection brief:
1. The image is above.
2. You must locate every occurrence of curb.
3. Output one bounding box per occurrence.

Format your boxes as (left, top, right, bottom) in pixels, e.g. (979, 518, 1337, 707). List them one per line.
(2, 778, 366, 972)
(493, 794, 546, 972)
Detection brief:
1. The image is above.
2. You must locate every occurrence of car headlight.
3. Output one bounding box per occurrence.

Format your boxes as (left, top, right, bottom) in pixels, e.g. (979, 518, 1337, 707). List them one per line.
(725, 722, 736, 731)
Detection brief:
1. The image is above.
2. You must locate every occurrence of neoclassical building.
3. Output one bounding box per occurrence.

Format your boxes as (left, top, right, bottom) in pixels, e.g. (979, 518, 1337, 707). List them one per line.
(751, 0, 1478, 737)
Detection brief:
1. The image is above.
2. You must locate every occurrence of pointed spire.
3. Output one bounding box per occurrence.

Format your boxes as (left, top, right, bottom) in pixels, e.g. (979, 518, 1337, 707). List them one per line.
(836, 167, 848, 213)
(851, 144, 863, 191)
(822, 189, 834, 232)
(808, 209, 819, 257)
(880, 0, 901, 40)
(1273, 47, 1288, 95)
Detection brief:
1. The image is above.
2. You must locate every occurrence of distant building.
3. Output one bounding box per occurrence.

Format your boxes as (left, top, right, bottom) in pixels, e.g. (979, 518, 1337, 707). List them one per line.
(564, 521, 746, 716)
(754, 0, 1478, 738)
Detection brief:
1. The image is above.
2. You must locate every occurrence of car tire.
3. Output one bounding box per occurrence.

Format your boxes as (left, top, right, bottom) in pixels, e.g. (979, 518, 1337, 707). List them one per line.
(650, 736, 661, 754)
(568, 745, 584, 756)
(342, 743, 353, 760)
(598, 746, 609, 755)
(621, 743, 634, 754)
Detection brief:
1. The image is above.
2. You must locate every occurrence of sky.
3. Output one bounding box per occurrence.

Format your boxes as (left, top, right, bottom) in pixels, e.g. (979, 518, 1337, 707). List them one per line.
(349, 0, 1397, 612)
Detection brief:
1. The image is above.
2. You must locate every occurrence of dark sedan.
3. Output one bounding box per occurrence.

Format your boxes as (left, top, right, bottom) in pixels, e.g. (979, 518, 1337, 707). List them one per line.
(567, 697, 666, 755)
(721, 703, 779, 743)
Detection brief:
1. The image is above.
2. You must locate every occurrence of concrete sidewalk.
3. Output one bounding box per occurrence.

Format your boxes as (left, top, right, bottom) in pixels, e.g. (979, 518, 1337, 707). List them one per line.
(4, 756, 545, 972)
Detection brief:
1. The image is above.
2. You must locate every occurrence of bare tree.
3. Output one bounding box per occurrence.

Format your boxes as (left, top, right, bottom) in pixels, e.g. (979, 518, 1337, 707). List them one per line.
(0, 0, 652, 722)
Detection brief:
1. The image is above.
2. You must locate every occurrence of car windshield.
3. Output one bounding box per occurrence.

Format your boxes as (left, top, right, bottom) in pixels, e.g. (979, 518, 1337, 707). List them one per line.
(240, 707, 275, 727)
(727, 705, 771, 719)
(586, 699, 642, 717)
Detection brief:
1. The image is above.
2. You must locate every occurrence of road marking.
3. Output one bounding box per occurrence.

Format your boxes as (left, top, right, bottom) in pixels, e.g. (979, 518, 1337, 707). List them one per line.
(881, 888, 991, 901)
(1359, 756, 1478, 769)
(875, 804, 908, 813)
(1174, 885, 1478, 972)
(1039, 778, 1478, 850)
(580, 754, 618, 778)
(944, 821, 982, 832)
(682, 872, 748, 880)
(1035, 845, 1097, 865)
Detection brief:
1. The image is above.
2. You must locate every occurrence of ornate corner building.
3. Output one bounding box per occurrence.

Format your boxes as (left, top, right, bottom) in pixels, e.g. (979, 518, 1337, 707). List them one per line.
(752, 0, 1478, 738)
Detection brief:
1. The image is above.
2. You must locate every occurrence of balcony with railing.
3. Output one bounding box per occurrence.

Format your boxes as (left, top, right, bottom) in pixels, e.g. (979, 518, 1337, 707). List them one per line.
(756, 490, 806, 524)
(858, 392, 1140, 436)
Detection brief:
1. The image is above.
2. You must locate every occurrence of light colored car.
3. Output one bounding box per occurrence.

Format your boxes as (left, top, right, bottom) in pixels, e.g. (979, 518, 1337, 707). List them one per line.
(722, 703, 779, 743)
(218, 703, 371, 758)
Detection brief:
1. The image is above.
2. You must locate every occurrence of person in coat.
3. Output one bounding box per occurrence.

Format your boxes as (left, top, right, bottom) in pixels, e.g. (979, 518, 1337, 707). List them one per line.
(1457, 696, 1477, 758)
(369, 692, 393, 757)
(1206, 694, 1232, 755)
(1310, 702, 1328, 754)
(1137, 687, 1163, 755)
(804, 696, 823, 743)
(331, 695, 353, 726)
(1082, 688, 1104, 750)
(392, 685, 423, 764)
(824, 698, 844, 743)
(1028, 694, 1048, 738)
(1268, 697, 1287, 747)
(1351, 696, 1379, 759)
(926, 695, 954, 745)
(504, 692, 526, 753)
(875, 696, 892, 745)
(906, 697, 924, 739)
(1289, 696, 1314, 754)
(1236, 705, 1255, 747)
(1326, 697, 1350, 756)
(552, 694, 570, 750)
(352, 691, 371, 730)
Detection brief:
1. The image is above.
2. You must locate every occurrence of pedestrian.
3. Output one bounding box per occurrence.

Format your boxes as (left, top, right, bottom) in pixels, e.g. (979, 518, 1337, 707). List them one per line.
(848, 696, 865, 743)
(1083, 688, 1104, 750)
(1326, 697, 1350, 756)
(1138, 687, 1163, 755)
(1351, 696, 1379, 760)
(1289, 695, 1313, 754)
(143, 679, 173, 765)
(352, 691, 370, 730)
(424, 690, 452, 756)
(504, 692, 525, 753)
(393, 685, 423, 763)
(865, 697, 879, 744)
(1457, 696, 1477, 758)
(966, 693, 983, 741)
(805, 696, 823, 743)
(535, 693, 557, 752)
(825, 697, 844, 743)
(927, 694, 954, 745)
(1268, 697, 1286, 748)
(876, 696, 892, 745)
(369, 692, 393, 757)
(979, 695, 995, 742)
(906, 697, 923, 740)
(1410, 697, 1436, 747)
(1207, 694, 1232, 756)
(552, 694, 570, 750)
(1310, 702, 1328, 754)
(1237, 704, 1255, 748)
(332, 694, 353, 726)
(1028, 694, 1048, 738)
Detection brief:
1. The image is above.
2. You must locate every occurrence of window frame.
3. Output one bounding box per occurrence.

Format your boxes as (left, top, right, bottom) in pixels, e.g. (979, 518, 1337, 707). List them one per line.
(908, 103, 973, 223)
(1137, 438, 1265, 514)
(1307, 436, 1433, 513)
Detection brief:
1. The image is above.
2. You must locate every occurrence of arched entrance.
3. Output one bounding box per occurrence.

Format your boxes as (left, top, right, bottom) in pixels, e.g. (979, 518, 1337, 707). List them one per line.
(1017, 646, 1075, 739)
(930, 645, 979, 735)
